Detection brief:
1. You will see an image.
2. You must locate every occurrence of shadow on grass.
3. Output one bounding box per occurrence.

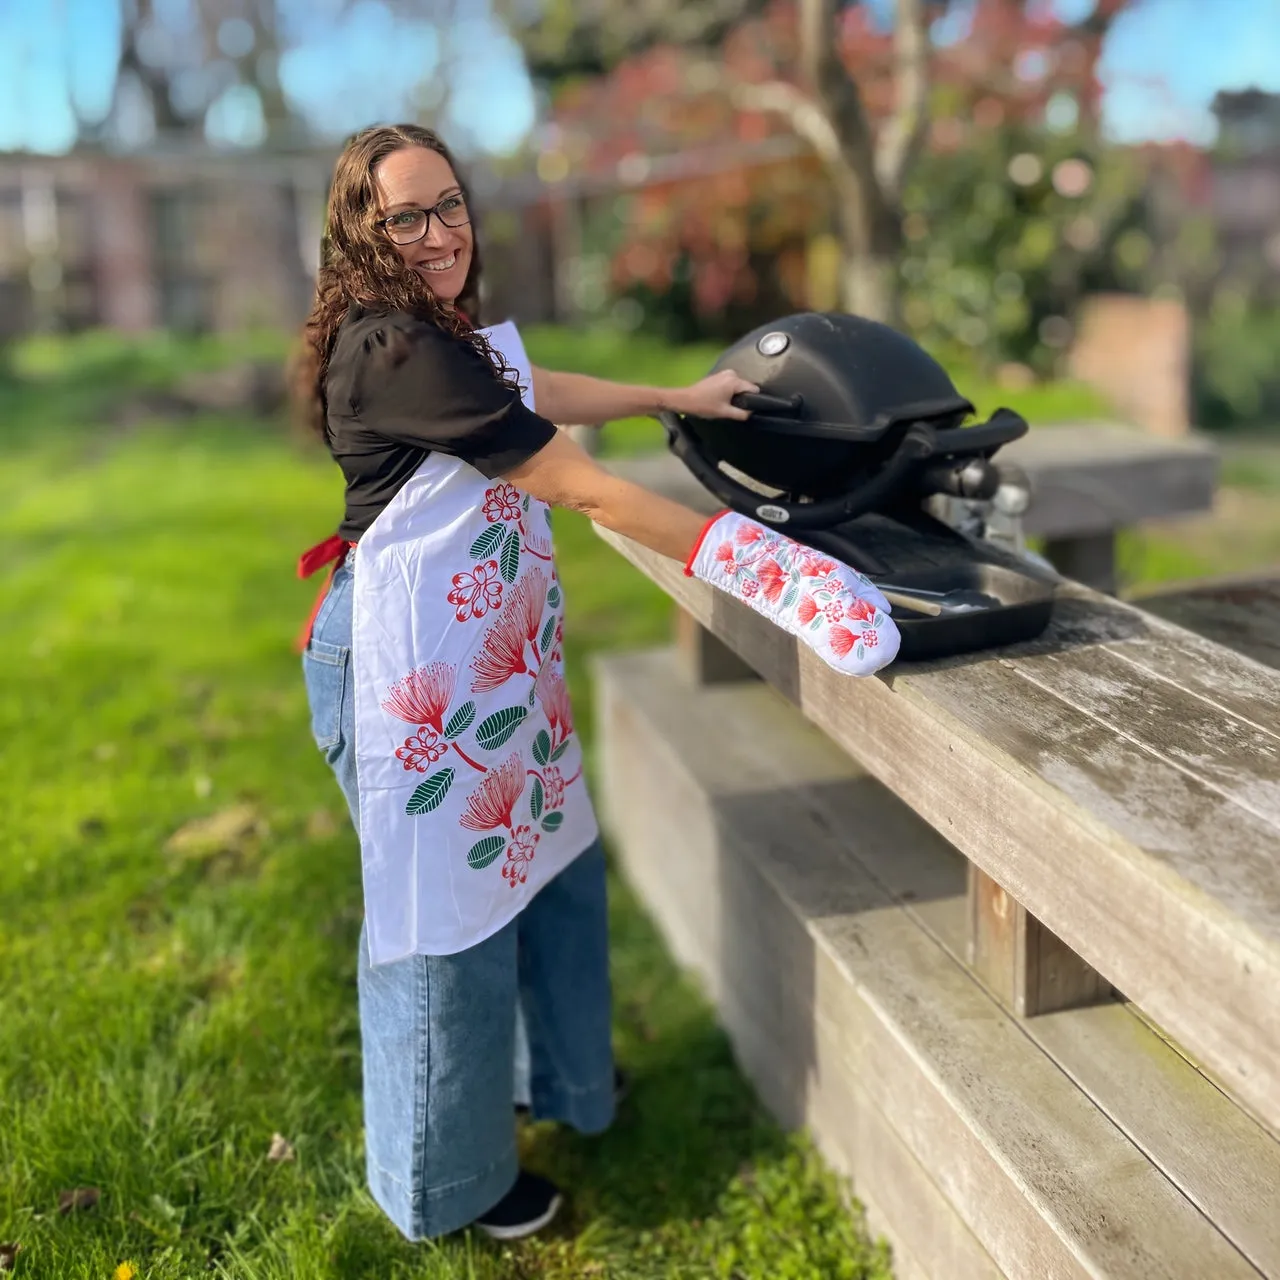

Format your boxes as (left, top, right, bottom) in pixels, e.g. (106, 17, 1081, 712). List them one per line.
(527, 1019, 788, 1237)
(509, 856, 790, 1237)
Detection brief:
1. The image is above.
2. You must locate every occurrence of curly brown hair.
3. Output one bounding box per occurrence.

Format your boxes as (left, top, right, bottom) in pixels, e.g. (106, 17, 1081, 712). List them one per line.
(290, 123, 518, 440)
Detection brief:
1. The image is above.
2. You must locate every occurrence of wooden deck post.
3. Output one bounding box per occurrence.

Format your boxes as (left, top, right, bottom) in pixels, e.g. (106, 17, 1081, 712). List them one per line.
(1043, 531, 1119, 595)
(967, 865, 1113, 1017)
(673, 608, 759, 686)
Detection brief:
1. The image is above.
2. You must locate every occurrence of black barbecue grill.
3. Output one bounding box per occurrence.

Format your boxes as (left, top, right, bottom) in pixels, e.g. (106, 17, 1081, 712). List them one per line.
(659, 311, 1058, 660)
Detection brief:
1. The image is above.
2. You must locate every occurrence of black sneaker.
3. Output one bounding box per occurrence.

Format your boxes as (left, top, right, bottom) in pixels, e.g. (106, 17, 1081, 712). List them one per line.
(515, 1067, 629, 1118)
(475, 1170, 562, 1240)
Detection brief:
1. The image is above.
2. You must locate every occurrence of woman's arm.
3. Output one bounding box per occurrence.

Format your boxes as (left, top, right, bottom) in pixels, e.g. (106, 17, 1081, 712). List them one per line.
(501, 429, 707, 562)
(530, 365, 759, 428)
(503, 431, 904, 679)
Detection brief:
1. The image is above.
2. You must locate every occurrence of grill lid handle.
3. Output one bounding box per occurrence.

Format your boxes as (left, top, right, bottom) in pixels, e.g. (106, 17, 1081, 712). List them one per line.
(730, 390, 805, 417)
(660, 411, 938, 531)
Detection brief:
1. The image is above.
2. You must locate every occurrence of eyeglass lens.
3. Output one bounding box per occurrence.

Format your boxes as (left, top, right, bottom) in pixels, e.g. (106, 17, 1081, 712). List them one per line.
(385, 196, 469, 245)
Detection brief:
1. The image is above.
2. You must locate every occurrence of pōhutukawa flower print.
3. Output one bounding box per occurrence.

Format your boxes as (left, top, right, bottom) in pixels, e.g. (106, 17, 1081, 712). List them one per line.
(796, 550, 838, 578)
(686, 510, 900, 677)
(352, 329, 605, 962)
(482, 483, 523, 523)
(502, 824, 540, 886)
(756, 557, 787, 603)
(535, 665, 574, 743)
(381, 662, 458, 733)
(459, 752, 526, 833)
(447, 559, 504, 622)
(396, 726, 448, 772)
(845, 595, 878, 623)
(511, 566, 548, 645)
(469, 606, 530, 691)
(541, 765, 566, 811)
(469, 566, 550, 693)
(377, 473, 588, 893)
(713, 541, 741, 577)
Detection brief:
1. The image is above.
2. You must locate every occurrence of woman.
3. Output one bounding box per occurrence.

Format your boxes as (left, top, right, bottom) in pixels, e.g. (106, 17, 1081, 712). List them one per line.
(292, 123, 897, 1244)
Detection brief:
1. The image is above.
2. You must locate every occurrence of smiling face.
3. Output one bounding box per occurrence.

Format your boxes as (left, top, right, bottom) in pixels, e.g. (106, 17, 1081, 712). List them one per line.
(373, 145, 474, 307)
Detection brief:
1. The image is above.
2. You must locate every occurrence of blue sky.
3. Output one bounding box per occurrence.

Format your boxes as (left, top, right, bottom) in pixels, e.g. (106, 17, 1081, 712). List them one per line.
(1, 0, 1278, 157)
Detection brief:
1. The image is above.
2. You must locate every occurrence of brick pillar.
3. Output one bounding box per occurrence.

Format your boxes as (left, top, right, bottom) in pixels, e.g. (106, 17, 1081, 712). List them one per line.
(1067, 294, 1191, 437)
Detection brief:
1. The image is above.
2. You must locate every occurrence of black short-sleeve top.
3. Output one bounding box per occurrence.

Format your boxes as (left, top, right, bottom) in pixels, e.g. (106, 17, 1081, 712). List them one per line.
(323, 305, 558, 541)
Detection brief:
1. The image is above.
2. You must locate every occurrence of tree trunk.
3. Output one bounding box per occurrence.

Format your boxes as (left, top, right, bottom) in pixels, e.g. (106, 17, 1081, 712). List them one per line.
(794, 0, 918, 325)
(839, 253, 899, 323)
(832, 164, 903, 323)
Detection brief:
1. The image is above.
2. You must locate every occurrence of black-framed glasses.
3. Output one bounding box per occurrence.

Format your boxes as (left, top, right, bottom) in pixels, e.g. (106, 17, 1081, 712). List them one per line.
(379, 193, 470, 245)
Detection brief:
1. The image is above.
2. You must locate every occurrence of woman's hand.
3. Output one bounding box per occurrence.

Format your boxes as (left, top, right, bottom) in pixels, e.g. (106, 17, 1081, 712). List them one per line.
(531, 364, 759, 427)
(667, 369, 760, 421)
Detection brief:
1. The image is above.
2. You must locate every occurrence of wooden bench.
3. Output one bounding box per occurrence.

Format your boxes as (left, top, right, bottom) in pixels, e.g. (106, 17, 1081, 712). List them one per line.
(603, 422, 1218, 593)
(591, 504, 1280, 1279)
(1131, 570, 1280, 672)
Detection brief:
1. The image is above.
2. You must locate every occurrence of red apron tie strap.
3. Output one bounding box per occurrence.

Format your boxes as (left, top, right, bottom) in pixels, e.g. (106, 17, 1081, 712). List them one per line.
(295, 534, 357, 653)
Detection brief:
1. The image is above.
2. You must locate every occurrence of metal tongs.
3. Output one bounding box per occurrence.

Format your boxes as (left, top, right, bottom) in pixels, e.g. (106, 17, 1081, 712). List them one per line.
(877, 585, 1004, 617)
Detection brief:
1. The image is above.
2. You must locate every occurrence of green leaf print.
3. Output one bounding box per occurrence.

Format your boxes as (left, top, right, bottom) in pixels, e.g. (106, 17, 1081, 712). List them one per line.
(550, 739, 571, 763)
(522, 493, 531, 512)
(541, 811, 564, 834)
(547, 585, 561, 609)
(500, 527, 521, 584)
(444, 701, 476, 739)
(531, 777, 544, 821)
(532, 729, 551, 767)
(475, 705, 527, 751)
(856, 643, 865, 662)
(781, 585, 799, 610)
(470, 525, 503, 559)
(405, 768, 455, 816)
(466, 836, 506, 869)
(539, 615, 556, 655)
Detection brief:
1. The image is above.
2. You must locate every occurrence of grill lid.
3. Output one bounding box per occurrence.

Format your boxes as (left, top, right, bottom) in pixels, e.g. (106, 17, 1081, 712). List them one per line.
(708, 311, 974, 443)
(661, 311, 1027, 531)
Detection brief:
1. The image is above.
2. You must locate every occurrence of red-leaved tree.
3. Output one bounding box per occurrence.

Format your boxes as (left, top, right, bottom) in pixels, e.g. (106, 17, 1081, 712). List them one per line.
(541, 0, 1134, 323)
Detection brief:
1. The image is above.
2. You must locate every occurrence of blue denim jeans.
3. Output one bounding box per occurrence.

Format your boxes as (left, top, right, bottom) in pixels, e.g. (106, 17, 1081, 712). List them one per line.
(301, 557, 615, 1239)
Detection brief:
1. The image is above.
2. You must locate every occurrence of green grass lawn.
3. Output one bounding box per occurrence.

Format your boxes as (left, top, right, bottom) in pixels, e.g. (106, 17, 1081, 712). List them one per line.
(3, 325, 1275, 1279)
(0, 388, 892, 1278)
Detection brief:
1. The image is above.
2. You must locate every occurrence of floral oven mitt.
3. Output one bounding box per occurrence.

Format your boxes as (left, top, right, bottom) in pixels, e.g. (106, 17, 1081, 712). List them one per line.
(684, 511, 901, 676)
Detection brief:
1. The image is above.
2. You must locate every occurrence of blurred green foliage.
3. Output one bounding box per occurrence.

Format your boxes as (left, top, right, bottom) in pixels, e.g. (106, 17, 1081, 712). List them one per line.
(1193, 290, 1280, 430)
(897, 121, 1145, 377)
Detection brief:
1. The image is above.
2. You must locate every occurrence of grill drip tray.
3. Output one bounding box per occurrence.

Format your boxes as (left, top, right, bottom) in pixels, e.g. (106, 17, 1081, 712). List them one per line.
(796, 511, 1058, 660)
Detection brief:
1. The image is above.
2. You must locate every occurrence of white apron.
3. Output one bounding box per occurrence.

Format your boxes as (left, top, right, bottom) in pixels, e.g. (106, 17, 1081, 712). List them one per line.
(350, 321, 599, 966)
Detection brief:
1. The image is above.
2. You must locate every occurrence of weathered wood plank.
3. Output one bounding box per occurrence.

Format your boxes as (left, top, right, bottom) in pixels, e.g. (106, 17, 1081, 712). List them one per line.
(997, 423, 1217, 539)
(593, 525, 1280, 1134)
(695, 669, 1280, 1276)
(1004, 643, 1280, 820)
(1031, 1002, 1280, 1274)
(768, 745, 1280, 1277)
(704, 960, 1005, 1280)
(1132, 574, 1280, 672)
(910, 659, 1280, 943)
(596, 650, 1269, 1279)
(1037, 583, 1280, 738)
